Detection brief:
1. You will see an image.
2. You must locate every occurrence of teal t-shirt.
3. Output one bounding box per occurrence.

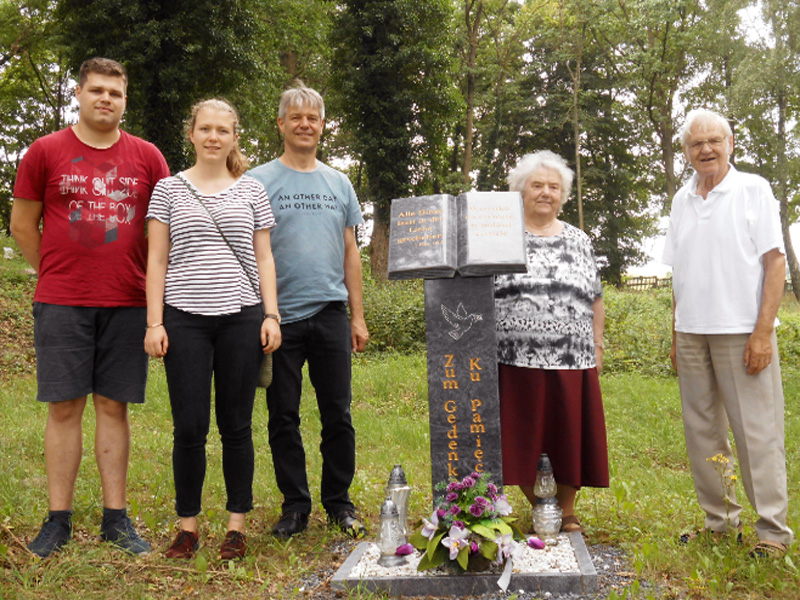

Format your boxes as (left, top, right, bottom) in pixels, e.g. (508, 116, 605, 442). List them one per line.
(247, 159, 363, 323)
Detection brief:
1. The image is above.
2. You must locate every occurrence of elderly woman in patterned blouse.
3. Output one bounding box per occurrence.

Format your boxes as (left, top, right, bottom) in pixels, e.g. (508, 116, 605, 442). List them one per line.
(494, 150, 609, 533)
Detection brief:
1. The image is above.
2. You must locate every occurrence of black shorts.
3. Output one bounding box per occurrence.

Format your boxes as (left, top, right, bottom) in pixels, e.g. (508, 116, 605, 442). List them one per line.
(33, 303, 148, 404)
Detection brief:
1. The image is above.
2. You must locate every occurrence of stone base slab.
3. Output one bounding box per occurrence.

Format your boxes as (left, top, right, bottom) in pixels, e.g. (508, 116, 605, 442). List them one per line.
(331, 532, 598, 597)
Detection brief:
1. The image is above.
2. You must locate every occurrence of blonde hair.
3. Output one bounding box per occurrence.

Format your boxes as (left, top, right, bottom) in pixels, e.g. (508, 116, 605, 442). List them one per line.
(185, 98, 249, 177)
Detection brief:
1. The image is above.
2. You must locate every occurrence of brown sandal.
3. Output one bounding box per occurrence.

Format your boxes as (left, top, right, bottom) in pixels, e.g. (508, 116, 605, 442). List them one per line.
(749, 539, 787, 559)
(560, 515, 585, 533)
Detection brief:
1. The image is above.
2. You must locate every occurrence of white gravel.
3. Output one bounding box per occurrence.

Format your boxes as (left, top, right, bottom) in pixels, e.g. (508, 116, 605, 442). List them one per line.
(349, 534, 580, 579)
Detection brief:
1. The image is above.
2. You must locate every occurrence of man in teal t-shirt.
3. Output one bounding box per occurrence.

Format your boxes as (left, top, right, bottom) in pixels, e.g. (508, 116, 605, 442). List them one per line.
(248, 84, 369, 540)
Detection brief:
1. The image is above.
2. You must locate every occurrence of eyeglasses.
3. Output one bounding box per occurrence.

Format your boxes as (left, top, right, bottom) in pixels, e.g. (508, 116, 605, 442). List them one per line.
(689, 138, 726, 151)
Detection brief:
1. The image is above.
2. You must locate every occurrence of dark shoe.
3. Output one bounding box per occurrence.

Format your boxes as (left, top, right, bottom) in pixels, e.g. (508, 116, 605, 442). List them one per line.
(680, 521, 743, 545)
(165, 530, 199, 559)
(100, 510, 151, 555)
(220, 530, 247, 560)
(28, 515, 72, 558)
(272, 511, 308, 540)
(328, 509, 367, 538)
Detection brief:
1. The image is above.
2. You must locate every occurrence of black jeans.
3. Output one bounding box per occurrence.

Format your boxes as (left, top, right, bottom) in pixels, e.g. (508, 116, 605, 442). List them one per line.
(163, 304, 262, 517)
(266, 302, 356, 515)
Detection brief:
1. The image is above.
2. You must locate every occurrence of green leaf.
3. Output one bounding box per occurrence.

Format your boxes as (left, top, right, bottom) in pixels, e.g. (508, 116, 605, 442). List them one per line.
(481, 518, 512, 535)
(471, 523, 498, 539)
(195, 553, 208, 577)
(426, 531, 445, 557)
(480, 540, 498, 561)
(417, 543, 448, 571)
(141, 511, 156, 532)
(456, 546, 469, 570)
(408, 531, 429, 550)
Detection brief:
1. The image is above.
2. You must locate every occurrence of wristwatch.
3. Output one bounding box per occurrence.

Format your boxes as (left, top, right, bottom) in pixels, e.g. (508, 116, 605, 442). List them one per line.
(264, 313, 281, 324)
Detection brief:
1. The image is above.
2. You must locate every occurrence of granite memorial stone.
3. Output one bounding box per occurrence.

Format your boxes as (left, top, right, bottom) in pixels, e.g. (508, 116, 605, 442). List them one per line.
(424, 274, 502, 498)
(388, 192, 526, 280)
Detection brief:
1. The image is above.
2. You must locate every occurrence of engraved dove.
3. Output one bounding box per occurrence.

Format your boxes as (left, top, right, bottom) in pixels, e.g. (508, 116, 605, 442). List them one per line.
(441, 303, 483, 340)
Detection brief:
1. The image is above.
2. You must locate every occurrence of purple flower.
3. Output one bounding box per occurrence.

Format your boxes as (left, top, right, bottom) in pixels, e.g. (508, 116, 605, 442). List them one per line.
(437, 508, 447, 519)
(487, 483, 498, 495)
(453, 520, 466, 529)
(441, 525, 469, 560)
(446, 481, 461, 492)
(474, 496, 489, 508)
(421, 511, 439, 540)
(469, 503, 484, 517)
(527, 536, 545, 550)
(470, 472, 481, 480)
(396, 543, 414, 556)
(461, 476, 476, 489)
(446, 492, 459, 503)
(470, 541, 480, 554)
(449, 504, 461, 516)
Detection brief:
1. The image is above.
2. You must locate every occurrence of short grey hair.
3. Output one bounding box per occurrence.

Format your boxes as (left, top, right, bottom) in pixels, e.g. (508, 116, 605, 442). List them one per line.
(680, 108, 733, 148)
(507, 150, 573, 207)
(278, 82, 325, 121)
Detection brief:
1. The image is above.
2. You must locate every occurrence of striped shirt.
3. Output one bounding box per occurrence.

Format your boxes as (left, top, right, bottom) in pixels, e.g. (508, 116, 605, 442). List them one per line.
(147, 174, 275, 316)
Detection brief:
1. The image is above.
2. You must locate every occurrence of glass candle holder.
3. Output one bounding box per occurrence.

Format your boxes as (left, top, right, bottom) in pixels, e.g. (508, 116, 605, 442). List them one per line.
(377, 498, 406, 567)
(385, 464, 411, 537)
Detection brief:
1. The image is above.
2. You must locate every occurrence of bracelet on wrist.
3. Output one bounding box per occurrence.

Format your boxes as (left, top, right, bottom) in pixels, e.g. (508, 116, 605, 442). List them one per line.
(264, 313, 281, 324)
(147, 323, 164, 329)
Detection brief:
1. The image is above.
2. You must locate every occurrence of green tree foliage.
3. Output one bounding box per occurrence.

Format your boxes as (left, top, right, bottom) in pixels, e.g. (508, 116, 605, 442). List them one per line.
(330, 0, 460, 278)
(55, 0, 259, 172)
(0, 0, 71, 232)
(239, 0, 336, 165)
(730, 0, 800, 299)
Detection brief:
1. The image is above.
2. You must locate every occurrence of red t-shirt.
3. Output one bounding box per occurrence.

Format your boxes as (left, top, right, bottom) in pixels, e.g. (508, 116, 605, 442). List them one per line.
(13, 128, 170, 307)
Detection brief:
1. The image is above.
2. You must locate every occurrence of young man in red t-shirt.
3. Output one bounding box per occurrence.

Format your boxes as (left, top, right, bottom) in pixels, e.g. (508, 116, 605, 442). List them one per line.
(10, 57, 169, 558)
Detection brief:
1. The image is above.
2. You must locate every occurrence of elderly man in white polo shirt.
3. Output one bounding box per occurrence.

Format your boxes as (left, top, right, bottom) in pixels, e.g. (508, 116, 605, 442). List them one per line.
(663, 108, 793, 558)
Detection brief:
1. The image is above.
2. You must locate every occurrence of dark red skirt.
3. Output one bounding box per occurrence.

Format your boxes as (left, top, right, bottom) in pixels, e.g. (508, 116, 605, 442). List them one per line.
(499, 364, 609, 489)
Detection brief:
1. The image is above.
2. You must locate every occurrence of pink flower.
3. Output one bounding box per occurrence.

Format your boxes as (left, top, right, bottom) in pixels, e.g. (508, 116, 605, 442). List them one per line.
(449, 504, 461, 516)
(446, 492, 459, 503)
(395, 543, 414, 556)
(437, 508, 447, 519)
(470, 472, 480, 479)
(421, 511, 439, 539)
(453, 520, 466, 529)
(470, 541, 480, 554)
(441, 525, 469, 560)
(494, 495, 512, 516)
(461, 476, 476, 488)
(469, 503, 484, 517)
(494, 533, 514, 564)
(474, 496, 489, 508)
(446, 481, 461, 492)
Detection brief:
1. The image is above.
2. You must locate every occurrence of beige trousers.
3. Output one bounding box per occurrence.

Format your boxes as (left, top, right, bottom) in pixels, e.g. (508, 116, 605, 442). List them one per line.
(676, 331, 793, 545)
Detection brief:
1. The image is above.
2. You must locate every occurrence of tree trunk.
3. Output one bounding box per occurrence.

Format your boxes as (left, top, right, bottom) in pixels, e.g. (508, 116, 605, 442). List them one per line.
(776, 91, 800, 300)
(462, 0, 483, 187)
(369, 202, 390, 282)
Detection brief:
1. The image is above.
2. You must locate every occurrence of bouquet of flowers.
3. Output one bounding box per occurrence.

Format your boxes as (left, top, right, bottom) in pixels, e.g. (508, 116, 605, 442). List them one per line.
(408, 472, 525, 571)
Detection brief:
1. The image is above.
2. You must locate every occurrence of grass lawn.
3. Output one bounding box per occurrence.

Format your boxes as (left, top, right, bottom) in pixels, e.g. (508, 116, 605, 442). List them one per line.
(1, 240, 799, 599)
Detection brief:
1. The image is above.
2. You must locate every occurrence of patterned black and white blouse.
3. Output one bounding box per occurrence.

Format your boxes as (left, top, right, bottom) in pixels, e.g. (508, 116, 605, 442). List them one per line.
(494, 222, 602, 370)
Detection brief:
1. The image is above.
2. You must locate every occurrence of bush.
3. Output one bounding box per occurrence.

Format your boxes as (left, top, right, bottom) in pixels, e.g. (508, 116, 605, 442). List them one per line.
(362, 271, 426, 353)
(603, 286, 674, 377)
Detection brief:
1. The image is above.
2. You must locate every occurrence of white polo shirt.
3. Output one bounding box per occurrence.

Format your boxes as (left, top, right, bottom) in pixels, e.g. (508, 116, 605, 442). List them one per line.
(663, 165, 784, 334)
